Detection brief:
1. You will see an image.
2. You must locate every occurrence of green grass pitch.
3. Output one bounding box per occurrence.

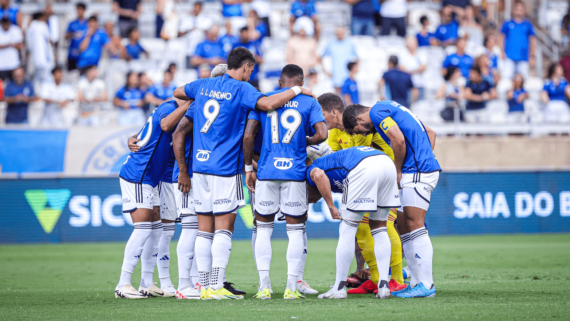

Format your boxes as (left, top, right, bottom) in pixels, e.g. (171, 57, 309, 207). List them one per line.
(1, 234, 569, 320)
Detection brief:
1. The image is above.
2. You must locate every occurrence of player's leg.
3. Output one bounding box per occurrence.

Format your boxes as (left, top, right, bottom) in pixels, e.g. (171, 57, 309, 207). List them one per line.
(139, 185, 164, 297)
(157, 182, 178, 296)
(369, 216, 391, 299)
(397, 204, 421, 291)
(175, 184, 200, 299)
(387, 209, 406, 291)
(116, 179, 154, 299)
(297, 215, 318, 294)
(193, 173, 215, 299)
(348, 213, 379, 294)
(252, 180, 278, 299)
(281, 181, 308, 299)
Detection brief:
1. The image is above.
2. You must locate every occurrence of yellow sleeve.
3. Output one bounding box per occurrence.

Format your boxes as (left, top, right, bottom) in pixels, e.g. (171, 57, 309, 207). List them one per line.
(372, 133, 395, 162)
(352, 134, 373, 147)
(327, 129, 342, 152)
(379, 116, 397, 134)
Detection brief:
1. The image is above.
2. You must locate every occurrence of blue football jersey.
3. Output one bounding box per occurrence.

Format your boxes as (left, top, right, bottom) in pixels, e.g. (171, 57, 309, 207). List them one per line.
(120, 100, 178, 187)
(306, 147, 386, 193)
(184, 74, 265, 176)
(173, 102, 195, 182)
(161, 149, 175, 184)
(370, 101, 441, 174)
(248, 88, 325, 181)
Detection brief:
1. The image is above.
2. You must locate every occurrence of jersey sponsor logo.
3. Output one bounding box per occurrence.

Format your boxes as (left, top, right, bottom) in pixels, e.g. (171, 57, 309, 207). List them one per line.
(200, 88, 233, 100)
(274, 157, 294, 170)
(196, 149, 212, 162)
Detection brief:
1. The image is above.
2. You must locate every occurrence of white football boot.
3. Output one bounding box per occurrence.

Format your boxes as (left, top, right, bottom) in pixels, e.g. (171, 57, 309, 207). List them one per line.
(115, 284, 148, 299)
(376, 286, 391, 299)
(318, 287, 347, 299)
(139, 283, 166, 297)
(297, 280, 318, 294)
(161, 284, 177, 298)
(176, 284, 201, 300)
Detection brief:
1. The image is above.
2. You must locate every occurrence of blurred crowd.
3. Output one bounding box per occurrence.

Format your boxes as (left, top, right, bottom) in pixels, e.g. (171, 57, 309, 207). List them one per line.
(0, 0, 569, 127)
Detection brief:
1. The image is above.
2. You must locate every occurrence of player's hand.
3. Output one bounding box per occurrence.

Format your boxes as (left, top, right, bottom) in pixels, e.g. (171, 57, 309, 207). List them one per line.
(245, 171, 256, 193)
(300, 87, 317, 100)
(397, 171, 402, 189)
(329, 206, 341, 220)
(128, 136, 140, 152)
(178, 172, 191, 194)
(353, 269, 371, 281)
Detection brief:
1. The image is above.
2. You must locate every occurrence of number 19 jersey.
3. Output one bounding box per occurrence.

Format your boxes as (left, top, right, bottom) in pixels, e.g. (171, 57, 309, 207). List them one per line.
(249, 88, 325, 181)
(184, 74, 265, 176)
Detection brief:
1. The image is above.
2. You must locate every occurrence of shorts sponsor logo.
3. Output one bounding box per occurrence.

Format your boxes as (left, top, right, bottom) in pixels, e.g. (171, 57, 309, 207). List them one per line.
(259, 201, 274, 206)
(123, 198, 131, 203)
(354, 198, 374, 204)
(196, 149, 211, 162)
(195, 200, 202, 205)
(285, 202, 303, 208)
(213, 198, 232, 205)
(274, 157, 293, 170)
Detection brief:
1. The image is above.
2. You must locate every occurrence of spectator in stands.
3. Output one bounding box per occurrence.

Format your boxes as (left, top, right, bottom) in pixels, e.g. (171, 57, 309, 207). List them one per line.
(40, 67, 76, 128)
(286, 18, 318, 76)
(290, 0, 319, 39)
(475, 54, 498, 86)
(560, 50, 570, 83)
(3, 67, 36, 124)
(561, 8, 570, 46)
(104, 21, 115, 38)
(113, 0, 141, 38)
(506, 73, 528, 123)
(441, 0, 469, 19)
(306, 68, 333, 98)
(379, 55, 417, 108)
(114, 71, 145, 126)
(541, 63, 570, 123)
(198, 64, 211, 79)
(156, 0, 166, 39)
(484, 35, 499, 73)
(125, 28, 148, 61)
(105, 34, 127, 60)
(222, 0, 246, 19)
(191, 25, 225, 69)
(247, 9, 268, 43)
(442, 36, 473, 78)
(322, 27, 357, 94)
(251, 0, 271, 37)
(380, 0, 407, 37)
(463, 66, 496, 123)
(460, 6, 483, 49)
(138, 72, 152, 114)
(500, 1, 535, 79)
(436, 66, 461, 109)
(145, 69, 176, 106)
(0, 0, 21, 27)
(179, 2, 213, 69)
(27, 12, 54, 84)
(45, 5, 59, 62)
(0, 78, 3, 100)
(78, 16, 110, 71)
(345, 0, 375, 36)
(77, 65, 107, 126)
(434, 6, 459, 46)
(341, 61, 359, 105)
(0, 16, 22, 81)
(402, 36, 427, 100)
(65, 3, 88, 71)
(220, 20, 238, 58)
(232, 26, 263, 88)
(416, 15, 435, 47)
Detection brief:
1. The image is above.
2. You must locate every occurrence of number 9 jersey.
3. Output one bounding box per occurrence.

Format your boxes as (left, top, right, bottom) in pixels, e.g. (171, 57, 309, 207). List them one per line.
(370, 100, 441, 174)
(184, 74, 265, 176)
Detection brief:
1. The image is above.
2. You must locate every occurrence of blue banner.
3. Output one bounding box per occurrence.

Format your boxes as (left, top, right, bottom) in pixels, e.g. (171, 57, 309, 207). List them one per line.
(1, 172, 570, 243)
(0, 130, 68, 173)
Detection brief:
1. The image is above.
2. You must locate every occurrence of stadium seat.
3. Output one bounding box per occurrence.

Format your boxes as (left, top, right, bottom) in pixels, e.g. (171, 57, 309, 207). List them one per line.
(487, 100, 508, 123)
(496, 78, 513, 100)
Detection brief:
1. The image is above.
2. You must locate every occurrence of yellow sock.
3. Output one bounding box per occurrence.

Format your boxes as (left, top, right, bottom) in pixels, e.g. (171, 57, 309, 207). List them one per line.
(387, 210, 404, 284)
(356, 213, 379, 284)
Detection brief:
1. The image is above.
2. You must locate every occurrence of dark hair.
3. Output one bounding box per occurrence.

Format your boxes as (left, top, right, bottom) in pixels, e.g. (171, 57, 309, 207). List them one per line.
(318, 93, 344, 113)
(483, 36, 491, 47)
(0, 17, 9, 24)
(126, 71, 137, 87)
(88, 15, 98, 23)
(547, 63, 559, 79)
(194, 1, 203, 6)
(51, 66, 62, 74)
(164, 69, 172, 75)
(342, 104, 369, 134)
(32, 12, 44, 20)
(470, 65, 481, 76)
(347, 61, 357, 72)
(227, 47, 256, 70)
(280, 64, 304, 83)
(388, 55, 398, 67)
(128, 27, 138, 37)
(76, 2, 86, 10)
(420, 15, 428, 25)
(444, 66, 458, 81)
(168, 63, 177, 71)
(240, 26, 248, 33)
(84, 65, 97, 72)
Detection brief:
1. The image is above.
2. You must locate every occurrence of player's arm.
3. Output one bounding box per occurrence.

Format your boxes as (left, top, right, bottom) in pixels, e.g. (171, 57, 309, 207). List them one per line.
(309, 168, 340, 220)
(424, 124, 436, 151)
(173, 85, 191, 100)
(243, 118, 260, 193)
(306, 122, 327, 146)
(161, 99, 192, 132)
(255, 87, 316, 112)
(173, 117, 193, 193)
(381, 117, 406, 187)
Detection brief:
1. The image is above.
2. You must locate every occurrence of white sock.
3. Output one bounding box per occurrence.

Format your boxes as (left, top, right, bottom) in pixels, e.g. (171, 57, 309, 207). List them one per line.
(140, 220, 161, 288)
(196, 231, 213, 288)
(401, 233, 420, 288)
(211, 229, 233, 291)
(157, 222, 175, 288)
(190, 255, 199, 287)
(333, 220, 359, 291)
(286, 223, 304, 291)
(371, 227, 391, 290)
(177, 216, 198, 290)
(410, 227, 434, 288)
(252, 225, 257, 266)
(297, 226, 307, 283)
(255, 221, 274, 289)
(118, 222, 152, 288)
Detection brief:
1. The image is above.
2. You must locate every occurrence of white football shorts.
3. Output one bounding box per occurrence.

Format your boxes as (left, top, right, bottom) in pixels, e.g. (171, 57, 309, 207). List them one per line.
(152, 186, 160, 207)
(254, 180, 307, 217)
(193, 173, 246, 215)
(398, 171, 440, 211)
(157, 182, 177, 220)
(340, 155, 400, 222)
(175, 184, 196, 217)
(120, 178, 155, 213)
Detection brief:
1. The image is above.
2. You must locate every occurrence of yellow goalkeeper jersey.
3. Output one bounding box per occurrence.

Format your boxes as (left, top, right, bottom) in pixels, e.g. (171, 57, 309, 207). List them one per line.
(327, 128, 395, 161)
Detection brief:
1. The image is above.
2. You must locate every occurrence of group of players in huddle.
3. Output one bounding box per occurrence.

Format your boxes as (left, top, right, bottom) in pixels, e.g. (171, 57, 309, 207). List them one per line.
(114, 47, 441, 301)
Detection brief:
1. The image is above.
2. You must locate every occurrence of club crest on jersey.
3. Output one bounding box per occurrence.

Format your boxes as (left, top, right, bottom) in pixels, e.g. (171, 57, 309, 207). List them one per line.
(196, 149, 211, 162)
(274, 157, 293, 170)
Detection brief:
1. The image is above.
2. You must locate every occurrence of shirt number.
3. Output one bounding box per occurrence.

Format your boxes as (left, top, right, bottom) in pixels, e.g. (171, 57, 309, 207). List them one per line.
(136, 112, 154, 148)
(200, 99, 220, 134)
(398, 106, 425, 131)
(267, 109, 302, 144)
